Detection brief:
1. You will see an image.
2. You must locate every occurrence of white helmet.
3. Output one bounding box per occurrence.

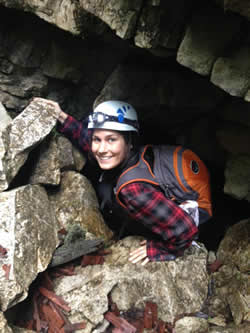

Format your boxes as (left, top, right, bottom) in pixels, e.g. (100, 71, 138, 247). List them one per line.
(88, 100, 139, 132)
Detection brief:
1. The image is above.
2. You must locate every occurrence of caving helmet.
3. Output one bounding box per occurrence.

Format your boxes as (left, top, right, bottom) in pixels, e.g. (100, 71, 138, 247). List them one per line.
(88, 100, 139, 132)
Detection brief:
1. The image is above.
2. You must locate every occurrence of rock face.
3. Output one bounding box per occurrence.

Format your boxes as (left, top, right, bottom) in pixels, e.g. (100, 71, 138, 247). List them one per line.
(212, 220, 250, 326)
(53, 237, 209, 331)
(49, 171, 113, 241)
(0, 184, 58, 311)
(0, 99, 60, 192)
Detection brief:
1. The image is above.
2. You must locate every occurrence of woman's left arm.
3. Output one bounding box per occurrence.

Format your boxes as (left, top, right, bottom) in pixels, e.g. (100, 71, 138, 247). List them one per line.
(120, 182, 198, 264)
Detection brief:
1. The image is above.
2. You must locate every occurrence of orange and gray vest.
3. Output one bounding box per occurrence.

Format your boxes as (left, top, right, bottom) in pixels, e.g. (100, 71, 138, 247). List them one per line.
(115, 145, 212, 224)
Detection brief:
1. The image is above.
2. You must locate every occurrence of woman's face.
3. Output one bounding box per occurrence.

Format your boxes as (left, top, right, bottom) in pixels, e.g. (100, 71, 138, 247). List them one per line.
(91, 129, 129, 170)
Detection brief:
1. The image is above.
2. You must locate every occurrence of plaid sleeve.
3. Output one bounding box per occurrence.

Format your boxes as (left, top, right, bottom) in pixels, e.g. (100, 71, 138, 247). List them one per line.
(119, 182, 198, 261)
(57, 115, 90, 153)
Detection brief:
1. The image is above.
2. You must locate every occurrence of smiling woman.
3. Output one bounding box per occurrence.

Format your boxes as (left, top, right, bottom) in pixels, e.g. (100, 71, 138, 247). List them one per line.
(31, 97, 211, 266)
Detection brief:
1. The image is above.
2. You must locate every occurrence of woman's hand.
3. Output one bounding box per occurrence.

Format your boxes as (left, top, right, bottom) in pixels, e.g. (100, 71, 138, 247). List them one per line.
(128, 240, 149, 266)
(31, 97, 68, 124)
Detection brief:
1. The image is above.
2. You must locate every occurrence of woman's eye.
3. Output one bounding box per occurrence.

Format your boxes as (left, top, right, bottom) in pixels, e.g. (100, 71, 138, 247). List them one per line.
(108, 138, 116, 143)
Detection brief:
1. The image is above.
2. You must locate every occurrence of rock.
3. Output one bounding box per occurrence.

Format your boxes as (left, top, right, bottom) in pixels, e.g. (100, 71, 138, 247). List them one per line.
(177, 4, 241, 76)
(208, 321, 250, 332)
(49, 170, 113, 241)
(0, 184, 58, 311)
(208, 314, 227, 327)
(57, 135, 86, 172)
(0, 102, 11, 133)
(210, 220, 250, 325)
(0, 99, 60, 192)
(29, 136, 60, 185)
(217, 219, 250, 273)
(53, 237, 209, 331)
(211, 46, 250, 97)
(0, 70, 48, 98)
(134, 4, 160, 49)
(80, 0, 143, 39)
(224, 154, 250, 201)
(174, 316, 209, 333)
(0, 312, 13, 332)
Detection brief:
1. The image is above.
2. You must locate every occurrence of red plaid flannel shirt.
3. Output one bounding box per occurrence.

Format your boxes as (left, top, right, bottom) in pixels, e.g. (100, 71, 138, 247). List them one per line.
(58, 115, 198, 261)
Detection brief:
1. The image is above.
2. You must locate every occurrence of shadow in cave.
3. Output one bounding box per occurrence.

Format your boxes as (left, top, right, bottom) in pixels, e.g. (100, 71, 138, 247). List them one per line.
(198, 165, 250, 251)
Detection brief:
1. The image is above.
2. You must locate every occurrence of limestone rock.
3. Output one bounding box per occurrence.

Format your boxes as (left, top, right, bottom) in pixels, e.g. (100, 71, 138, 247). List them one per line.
(0, 102, 11, 133)
(174, 316, 209, 333)
(0, 312, 13, 332)
(53, 237, 209, 330)
(0, 99, 60, 192)
(0, 184, 58, 311)
(177, 5, 241, 76)
(0, 70, 48, 99)
(29, 136, 60, 185)
(211, 220, 250, 325)
(57, 135, 86, 172)
(217, 219, 250, 273)
(49, 170, 113, 241)
(224, 154, 250, 201)
(80, 0, 143, 39)
(211, 46, 250, 97)
(134, 4, 160, 49)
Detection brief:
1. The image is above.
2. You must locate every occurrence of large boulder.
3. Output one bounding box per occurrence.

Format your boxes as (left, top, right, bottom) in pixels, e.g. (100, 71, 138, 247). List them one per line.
(0, 99, 60, 192)
(0, 184, 59, 311)
(49, 170, 113, 241)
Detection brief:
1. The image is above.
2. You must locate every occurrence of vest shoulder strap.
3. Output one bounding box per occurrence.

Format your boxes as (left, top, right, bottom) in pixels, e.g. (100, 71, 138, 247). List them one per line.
(115, 145, 160, 208)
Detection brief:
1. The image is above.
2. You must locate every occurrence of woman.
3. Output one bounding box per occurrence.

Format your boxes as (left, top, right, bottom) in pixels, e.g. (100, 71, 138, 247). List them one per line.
(34, 98, 209, 265)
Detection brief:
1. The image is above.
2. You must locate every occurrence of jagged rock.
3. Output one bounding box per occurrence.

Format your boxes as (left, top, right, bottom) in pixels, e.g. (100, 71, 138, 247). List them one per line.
(224, 154, 250, 201)
(209, 321, 250, 332)
(0, 102, 11, 133)
(0, 184, 59, 311)
(174, 316, 209, 333)
(0, 70, 48, 98)
(211, 46, 250, 97)
(41, 40, 84, 83)
(29, 136, 60, 185)
(210, 220, 250, 325)
(0, 99, 60, 192)
(53, 237, 209, 331)
(177, 4, 241, 76)
(134, 4, 160, 49)
(0, 312, 13, 332)
(49, 170, 113, 241)
(217, 219, 250, 273)
(80, 0, 143, 39)
(57, 136, 86, 172)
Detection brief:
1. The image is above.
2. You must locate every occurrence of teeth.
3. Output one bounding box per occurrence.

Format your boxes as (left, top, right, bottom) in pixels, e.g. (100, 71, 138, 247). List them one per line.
(99, 157, 111, 160)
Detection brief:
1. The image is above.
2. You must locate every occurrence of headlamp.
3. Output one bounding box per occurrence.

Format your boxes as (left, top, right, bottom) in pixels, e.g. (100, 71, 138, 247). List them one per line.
(88, 112, 139, 129)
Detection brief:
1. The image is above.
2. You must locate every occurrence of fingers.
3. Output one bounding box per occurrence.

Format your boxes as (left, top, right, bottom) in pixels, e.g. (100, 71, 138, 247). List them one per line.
(30, 97, 65, 121)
